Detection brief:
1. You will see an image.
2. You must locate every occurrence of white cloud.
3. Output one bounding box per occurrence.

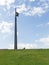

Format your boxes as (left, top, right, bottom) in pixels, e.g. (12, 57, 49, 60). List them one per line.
(47, 22, 49, 25)
(38, 37, 49, 43)
(46, 22, 49, 26)
(24, 7, 46, 16)
(6, 0, 15, 10)
(8, 43, 38, 49)
(40, 0, 49, 3)
(29, 0, 35, 2)
(0, 13, 2, 16)
(35, 37, 49, 48)
(16, 0, 49, 16)
(8, 43, 14, 49)
(0, 0, 15, 10)
(44, 22, 49, 26)
(8, 36, 49, 49)
(39, 0, 49, 10)
(1, 0, 49, 16)
(0, 21, 13, 33)
(18, 43, 37, 49)
(40, 0, 45, 2)
(17, 4, 27, 13)
(44, 3, 49, 9)
(17, 32, 19, 36)
(7, 0, 15, 4)
(0, 0, 15, 5)
(17, 4, 47, 16)
(31, 7, 45, 16)
(5, 36, 49, 49)
(0, 0, 6, 5)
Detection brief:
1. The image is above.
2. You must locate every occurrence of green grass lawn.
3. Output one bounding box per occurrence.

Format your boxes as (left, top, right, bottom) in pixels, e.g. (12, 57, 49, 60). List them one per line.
(0, 49, 49, 65)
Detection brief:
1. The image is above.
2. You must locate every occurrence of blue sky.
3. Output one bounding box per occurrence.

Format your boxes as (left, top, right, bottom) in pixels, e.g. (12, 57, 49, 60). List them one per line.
(0, 0, 49, 49)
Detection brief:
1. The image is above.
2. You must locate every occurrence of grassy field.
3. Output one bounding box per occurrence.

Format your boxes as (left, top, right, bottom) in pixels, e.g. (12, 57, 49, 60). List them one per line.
(0, 49, 49, 65)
